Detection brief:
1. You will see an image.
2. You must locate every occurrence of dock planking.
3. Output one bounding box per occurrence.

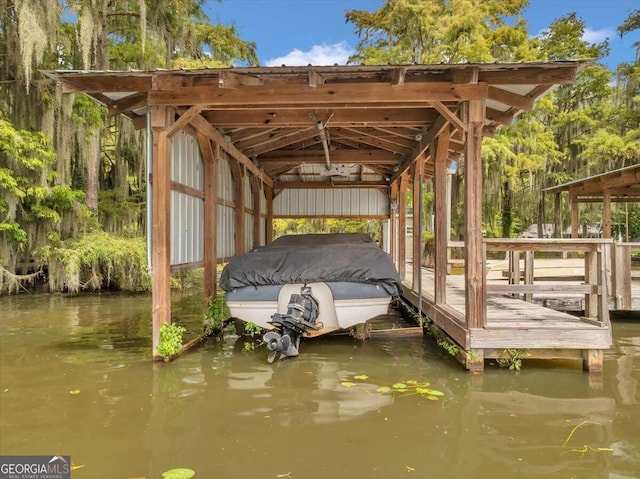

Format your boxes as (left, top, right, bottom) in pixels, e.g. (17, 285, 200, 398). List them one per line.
(401, 264, 613, 371)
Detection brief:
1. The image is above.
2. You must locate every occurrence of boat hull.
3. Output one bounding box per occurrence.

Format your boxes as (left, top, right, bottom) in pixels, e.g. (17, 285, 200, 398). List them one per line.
(226, 282, 392, 337)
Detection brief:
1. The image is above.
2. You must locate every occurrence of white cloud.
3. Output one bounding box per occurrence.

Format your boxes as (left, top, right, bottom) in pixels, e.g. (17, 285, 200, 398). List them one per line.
(265, 42, 354, 67)
(582, 27, 614, 44)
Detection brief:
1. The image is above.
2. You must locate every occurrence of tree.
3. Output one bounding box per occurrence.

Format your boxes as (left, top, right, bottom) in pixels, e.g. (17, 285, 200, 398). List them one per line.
(0, 0, 258, 292)
(346, 0, 534, 64)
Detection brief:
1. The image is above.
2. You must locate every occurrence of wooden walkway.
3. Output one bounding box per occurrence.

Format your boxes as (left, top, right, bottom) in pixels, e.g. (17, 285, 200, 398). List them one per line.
(401, 265, 612, 370)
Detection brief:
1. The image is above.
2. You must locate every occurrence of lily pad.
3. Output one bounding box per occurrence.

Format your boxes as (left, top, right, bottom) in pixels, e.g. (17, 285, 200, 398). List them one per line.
(354, 374, 369, 381)
(341, 382, 356, 388)
(423, 388, 444, 397)
(162, 468, 195, 479)
(376, 386, 392, 394)
(392, 383, 407, 390)
(69, 390, 81, 395)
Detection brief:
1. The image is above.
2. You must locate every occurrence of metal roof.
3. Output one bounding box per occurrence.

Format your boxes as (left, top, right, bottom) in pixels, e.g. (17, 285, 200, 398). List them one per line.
(543, 163, 640, 200)
(42, 61, 589, 188)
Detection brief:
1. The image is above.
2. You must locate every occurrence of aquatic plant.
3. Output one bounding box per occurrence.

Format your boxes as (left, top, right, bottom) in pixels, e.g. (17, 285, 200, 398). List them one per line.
(203, 295, 230, 334)
(162, 468, 195, 479)
(156, 322, 186, 357)
(341, 375, 445, 401)
(496, 348, 527, 371)
(244, 321, 263, 337)
(437, 338, 459, 356)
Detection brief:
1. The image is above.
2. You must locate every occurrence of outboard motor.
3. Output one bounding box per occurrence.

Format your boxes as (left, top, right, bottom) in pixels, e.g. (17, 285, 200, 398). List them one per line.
(264, 286, 321, 363)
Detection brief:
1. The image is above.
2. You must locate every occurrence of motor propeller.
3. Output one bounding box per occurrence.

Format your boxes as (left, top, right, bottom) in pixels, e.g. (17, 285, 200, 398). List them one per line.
(264, 331, 300, 363)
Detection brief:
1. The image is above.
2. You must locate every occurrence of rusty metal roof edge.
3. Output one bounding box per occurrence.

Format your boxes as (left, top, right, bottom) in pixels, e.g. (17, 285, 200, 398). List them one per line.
(40, 59, 593, 78)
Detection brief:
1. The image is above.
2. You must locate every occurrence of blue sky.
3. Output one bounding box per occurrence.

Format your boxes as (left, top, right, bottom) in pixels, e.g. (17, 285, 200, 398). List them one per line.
(206, 0, 638, 70)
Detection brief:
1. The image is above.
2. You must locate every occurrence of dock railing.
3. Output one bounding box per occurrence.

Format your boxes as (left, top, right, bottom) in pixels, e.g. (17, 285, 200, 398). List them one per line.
(612, 242, 640, 310)
(482, 238, 613, 327)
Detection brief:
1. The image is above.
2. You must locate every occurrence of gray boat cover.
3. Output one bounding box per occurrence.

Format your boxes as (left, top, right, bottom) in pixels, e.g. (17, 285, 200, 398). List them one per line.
(220, 233, 402, 296)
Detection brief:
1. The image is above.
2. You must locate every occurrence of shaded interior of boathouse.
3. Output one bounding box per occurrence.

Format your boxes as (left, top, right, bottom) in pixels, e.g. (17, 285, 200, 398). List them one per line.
(45, 60, 639, 371)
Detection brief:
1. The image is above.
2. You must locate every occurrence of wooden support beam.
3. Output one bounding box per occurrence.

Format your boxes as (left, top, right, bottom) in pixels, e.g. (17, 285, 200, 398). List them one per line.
(265, 184, 274, 243)
(59, 74, 152, 93)
(389, 180, 399, 265)
(259, 149, 400, 165)
(398, 173, 408, 280)
(486, 107, 515, 126)
(434, 126, 451, 304)
(602, 192, 612, 238)
(571, 194, 579, 238)
(272, 180, 388, 189)
(308, 70, 325, 88)
(218, 71, 263, 88)
(189, 113, 273, 187)
(150, 105, 172, 358)
(464, 100, 486, 329)
(198, 134, 218, 300)
(204, 108, 439, 128)
(487, 86, 534, 111)
(108, 92, 147, 116)
(584, 251, 598, 319)
(244, 127, 318, 157)
(389, 67, 407, 86)
(429, 101, 466, 133)
(583, 349, 603, 373)
(390, 114, 450, 184)
(147, 82, 489, 107)
(230, 160, 245, 255)
(168, 105, 204, 139)
(251, 175, 262, 249)
(412, 156, 424, 291)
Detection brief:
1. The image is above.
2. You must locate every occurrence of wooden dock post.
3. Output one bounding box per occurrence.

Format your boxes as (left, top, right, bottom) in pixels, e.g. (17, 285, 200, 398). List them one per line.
(398, 173, 408, 281)
(434, 127, 451, 305)
(198, 135, 218, 300)
(464, 99, 486, 331)
(583, 349, 604, 373)
(150, 105, 172, 357)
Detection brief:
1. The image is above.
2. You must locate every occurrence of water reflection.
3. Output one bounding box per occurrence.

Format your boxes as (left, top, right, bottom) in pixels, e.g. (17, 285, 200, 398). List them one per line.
(0, 293, 639, 479)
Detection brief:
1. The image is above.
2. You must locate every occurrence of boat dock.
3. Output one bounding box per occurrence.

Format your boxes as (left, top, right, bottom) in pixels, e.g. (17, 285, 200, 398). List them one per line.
(54, 63, 639, 370)
(398, 239, 640, 372)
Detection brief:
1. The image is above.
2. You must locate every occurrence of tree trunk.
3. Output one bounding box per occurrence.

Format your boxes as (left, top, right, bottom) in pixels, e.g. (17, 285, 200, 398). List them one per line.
(501, 180, 512, 237)
(83, 131, 100, 210)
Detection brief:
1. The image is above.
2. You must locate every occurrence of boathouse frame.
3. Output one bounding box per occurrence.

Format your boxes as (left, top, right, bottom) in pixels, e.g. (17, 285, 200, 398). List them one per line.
(543, 164, 640, 310)
(45, 60, 615, 371)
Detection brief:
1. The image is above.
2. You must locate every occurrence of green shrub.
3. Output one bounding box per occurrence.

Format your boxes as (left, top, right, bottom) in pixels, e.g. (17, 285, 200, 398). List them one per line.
(38, 231, 150, 292)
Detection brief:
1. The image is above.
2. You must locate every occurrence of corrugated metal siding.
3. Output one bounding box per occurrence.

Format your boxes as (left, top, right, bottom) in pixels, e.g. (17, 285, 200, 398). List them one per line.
(244, 175, 253, 208)
(260, 187, 266, 246)
(274, 189, 389, 216)
(244, 176, 255, 251)
(170, 132, 204, 265)
(244, 213, 253, 252)
(260, 217, 266, 245)
(217, 156, 234, 202)
(260, 187, 267, 215)
(171, 131, 203, 190)
(171, 191, 204, 264)
(217, 204, 235, 260)
(217, 156, 235, 259)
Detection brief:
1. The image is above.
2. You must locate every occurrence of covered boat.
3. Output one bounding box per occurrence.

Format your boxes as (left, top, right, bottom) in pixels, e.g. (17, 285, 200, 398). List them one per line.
(220, 233, 402, 361)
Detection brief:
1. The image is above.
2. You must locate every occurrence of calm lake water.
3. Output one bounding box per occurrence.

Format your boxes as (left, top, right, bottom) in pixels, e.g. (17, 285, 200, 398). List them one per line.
(1, 291, 639, 479)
